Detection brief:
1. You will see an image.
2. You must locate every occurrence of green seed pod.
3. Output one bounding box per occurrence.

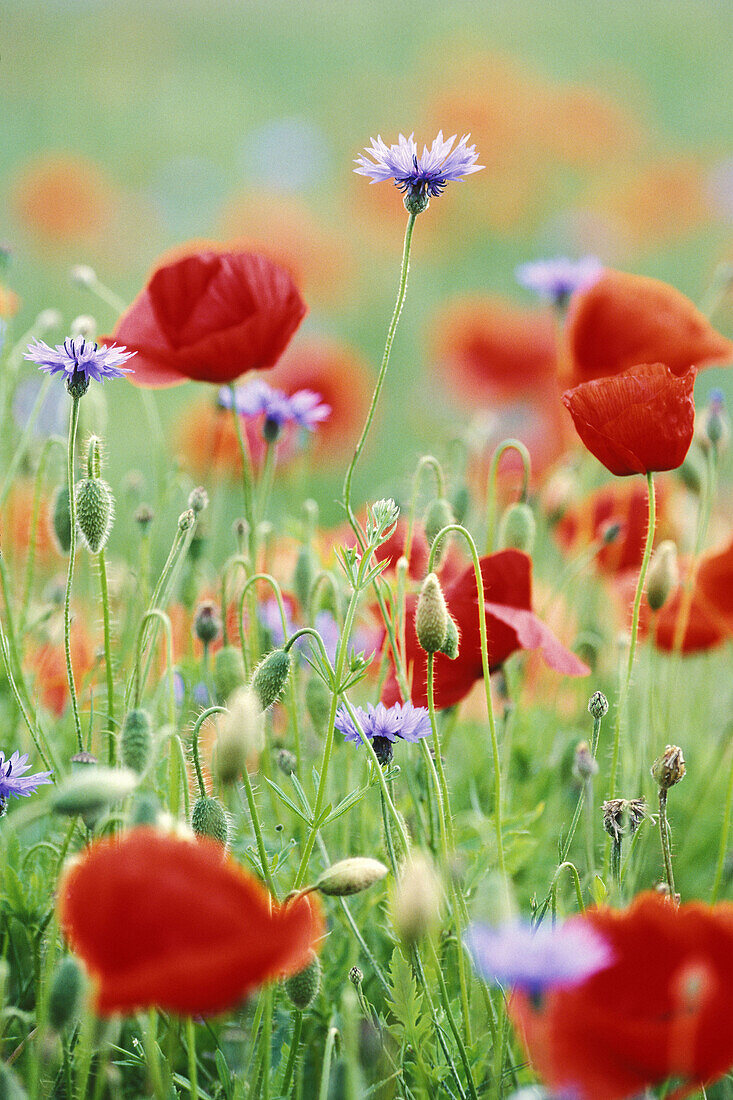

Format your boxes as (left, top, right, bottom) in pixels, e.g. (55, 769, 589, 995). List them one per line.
(305, 676, 332, 732)
(415, 573, 449, 654)
(75, 477, 114, 554)
(252, 648, 291, 711)
(438, 615, 459, 660)
(51, 485, 72, 554)
(423, 497, 454, 565)
(213, 645, 246, 703)
(121, 708, 153, 775)
(315, 857, 389, 897)
(284, 951, 321, 1010)
(293, 545, 317, 613)
(191, 796, 228, 846)
(48, 956, 84, 1032)
(498, 502, 536, 553)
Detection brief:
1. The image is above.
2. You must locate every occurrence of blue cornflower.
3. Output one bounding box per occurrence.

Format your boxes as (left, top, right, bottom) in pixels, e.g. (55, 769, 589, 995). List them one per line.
(515, 256, 604, 308)
(465, 917, 612, 996)
(219, 379, 330, 442)
(24, 336, 135, 397)
(335, 701, 431, 765)
(0, 750, 52, 813)
(354, 132, 483, 212)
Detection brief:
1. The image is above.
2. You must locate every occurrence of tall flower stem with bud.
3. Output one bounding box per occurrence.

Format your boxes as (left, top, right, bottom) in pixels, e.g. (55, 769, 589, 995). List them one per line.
(605, 472, 656, 873)
(86, 437, 116, 762)
(343, 212, 417, 535)
(64, 394, 84, 751)
(485, 438, 531, 554)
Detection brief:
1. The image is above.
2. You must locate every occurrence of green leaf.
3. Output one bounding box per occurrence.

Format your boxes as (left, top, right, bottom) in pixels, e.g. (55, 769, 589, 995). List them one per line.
(386, 948, 431, 1053)
(262, 778, 309, 824)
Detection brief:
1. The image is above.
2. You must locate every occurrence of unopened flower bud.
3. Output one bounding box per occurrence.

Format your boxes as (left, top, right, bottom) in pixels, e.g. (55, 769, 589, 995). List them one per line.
(120, 708, 153, 775)
(215, 687, 264, 783)
(348, 966, 363, 988)
(423, 497, 454, 565)
(293, 545, 317, 612)
(75, 477, 114, 554)
(305, 676, 332, 732)
(51, 485, 72, 554)
(498, 502, 536, 553)
(646, 541, 679, 612)
(70, 314, 97, 340)
(187, 486, 209, 515)
(48, 956, 84, 1032)
(438, 615, 460, 660)
(213, 645, 245, 703)
(542, 467, 576, 523)
(36, 308, 63, 330)
(52, 768, 137, 817)
(573, 740, 598, 782)
(130, 791, 159, 827)
(601, 521, 622, 545)
(315, 857, 389, 897)
(178, 509, 196, 532)
(416, 573, 449, 654)
(193, 600, 221, 647)
(392, 853, 441, 945)
(451, 484, 470, 526)
(678, 453, 703, 494)
(252, 648, 291, 710)
(588, 691, 609, 719)
(652, 745, 686, 790)
(134, 504, 154, 532)
(69, 264, 97, 288)
(277, 749, 297, 776)
(191, 796, 228, 846)
(283, 951, 321, 1010)
(698, 389, 729, 452)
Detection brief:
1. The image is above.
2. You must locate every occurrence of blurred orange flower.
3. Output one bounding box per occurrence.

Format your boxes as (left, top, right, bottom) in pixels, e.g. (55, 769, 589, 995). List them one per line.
(594, 159, 712, 249)
(11, 154, 117, 244)
(27, 620, 95, 717)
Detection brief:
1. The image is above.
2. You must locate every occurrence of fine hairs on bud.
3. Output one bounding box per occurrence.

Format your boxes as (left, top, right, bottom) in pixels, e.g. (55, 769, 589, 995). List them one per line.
(646, 540, 679, 612)
(48, 956, 85, 1032)
(252, 648, 291, 711)
(214, 687, 264, 783)
(315, 857, 389, 897)
(423, 497, 454, 565)
(213, 645, 246, 703)
(438, 615, 460, 660)
(75, 476, 114, 554)
(498, 501, 536, 553)
(191, 796, 229, 846)
(120, 708, 153, 775)
(415, 573, 449, 654)
(283, 951, 321, 1010)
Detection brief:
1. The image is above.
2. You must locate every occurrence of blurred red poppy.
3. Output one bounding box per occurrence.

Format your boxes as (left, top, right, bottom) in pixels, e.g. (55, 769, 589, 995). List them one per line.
(58, 828, 323, 1016)
(112, 250, 307, 387)
(28, 621, 95, 717)
(510, 892, 733, 1100)
(565, 269, 731, 386)
(651, 537, 733, 654)
(11, 154, 117, 244)
(553, 480, 673, 576)
(381, 549, 588, 710)
(563, 363, 696, 476)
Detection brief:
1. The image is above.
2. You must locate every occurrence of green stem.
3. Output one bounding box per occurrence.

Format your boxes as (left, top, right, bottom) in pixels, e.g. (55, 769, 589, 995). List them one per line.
(258, 440, 277, 521)
(64, 395, 84, 751)
(343, 211, 417, 529)
(317, 1024, 338, 1100)
(485, 439, 531, 554)
(186, 1016, 199, 1100)
(240, 764, 278, 897)
(144, 1010, 167, 1100)
(191, 706, 225, 800)
(604, 472, 656, 874)
(97, 548, 116, 764)
(658, 789, 676, 898)
(712, 743, 733, 902)
(279, 1011, 303, 1096)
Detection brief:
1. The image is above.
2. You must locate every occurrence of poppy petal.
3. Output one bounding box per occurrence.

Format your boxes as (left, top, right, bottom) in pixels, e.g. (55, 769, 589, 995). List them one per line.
(484, 602, 590, 675)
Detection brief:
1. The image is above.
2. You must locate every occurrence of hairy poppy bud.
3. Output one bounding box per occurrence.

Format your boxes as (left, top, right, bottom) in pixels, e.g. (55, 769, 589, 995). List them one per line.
(293, 545, 317, 612)
(193, 600, 221, 647)
(602, 797, 646, 842)
(51, 485, 72, 554)
(646, 540, 679, 612)
(52, 768, 137, 817)
(416, 573, 449, 654)
(252, 648, 291, 711)
(48, 956, 84, 1032)
(438, 615, 459, 660)
(187, 486, 209, 515)
(75, 477, 114, 554)
(215, 687, 264, 783)
(423, 497, 454, 565)
(283, 950, 321, 1010)
(652, 745, 686, 790)
(277, 749, 297, 776)
(305, 676, 331, 732)
(213, 645, 245, 703)
(121, 708, 153, 775)
(315, 857, 389, 897)
(588, 691, 609, 719)
(451, 484, 470, 526)
(392, 853, 441, 945)
(498, 501, 536, 553)
(191, 796, 228, 846)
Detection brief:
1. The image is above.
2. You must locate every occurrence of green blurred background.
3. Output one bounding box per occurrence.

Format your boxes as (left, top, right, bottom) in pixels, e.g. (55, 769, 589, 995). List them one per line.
(2, 0, 733, 530)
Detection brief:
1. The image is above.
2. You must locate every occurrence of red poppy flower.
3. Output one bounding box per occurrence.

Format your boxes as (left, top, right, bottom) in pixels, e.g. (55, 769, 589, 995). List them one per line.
(58, 828, 323, 1016)
(651, 537, 733, 654)
(553, 480, 673, 576)
(565, 269, 731, 385)
(381, 549, 588, 710)
(112, 250, 307, 388)
(510, 892, 733, 1100)
(562, 363, 696, 476)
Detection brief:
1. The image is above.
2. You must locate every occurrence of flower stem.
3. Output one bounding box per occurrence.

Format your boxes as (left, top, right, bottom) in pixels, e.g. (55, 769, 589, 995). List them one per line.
(712, 743, 733, 902)
(658, 789, 677, 898)
(484, 438, 531, 555)
(278, 1010, 303, 1096)
(604, 472, 656, 874)
(64, 395, 84, 751)
(343, 212, 417, 531)
(97, 547, 116, 764)
(185, 1016, 199, 1100)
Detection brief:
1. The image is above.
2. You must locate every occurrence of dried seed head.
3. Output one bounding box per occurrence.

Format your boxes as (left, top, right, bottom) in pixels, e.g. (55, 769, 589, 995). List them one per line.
(602, 797, 646, 842)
